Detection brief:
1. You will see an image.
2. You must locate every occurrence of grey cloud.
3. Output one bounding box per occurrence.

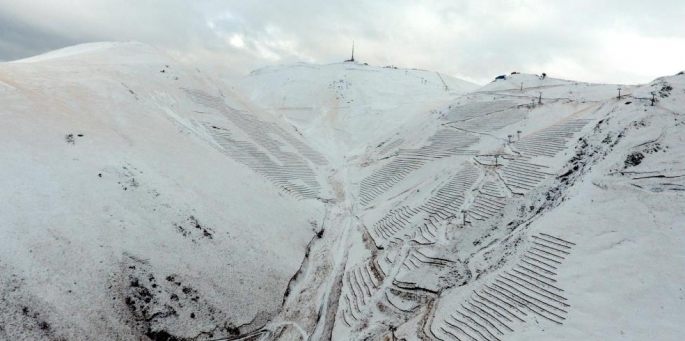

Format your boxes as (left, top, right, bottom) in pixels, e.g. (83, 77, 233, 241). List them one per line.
(0, 10, 85, 61)
(0, 0, 683, 83)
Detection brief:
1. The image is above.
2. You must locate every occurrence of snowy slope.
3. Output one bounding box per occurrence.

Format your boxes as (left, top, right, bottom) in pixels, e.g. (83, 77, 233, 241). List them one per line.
(0, 42, 330, 340)
(314, 74, 684, 341)
(1, 42, 684, 341)
(269, 72, 684, 341)
(235, 62, 478, 164)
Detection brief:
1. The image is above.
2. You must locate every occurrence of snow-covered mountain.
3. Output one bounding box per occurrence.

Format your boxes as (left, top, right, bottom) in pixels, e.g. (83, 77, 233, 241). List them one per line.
(0, 42, 328, 340)
(235, 62, 478, 163)
(1, 42, 683, 341)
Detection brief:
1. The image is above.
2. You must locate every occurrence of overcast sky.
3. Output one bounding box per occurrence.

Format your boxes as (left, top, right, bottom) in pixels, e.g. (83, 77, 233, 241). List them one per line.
(1, 0, 683, 84)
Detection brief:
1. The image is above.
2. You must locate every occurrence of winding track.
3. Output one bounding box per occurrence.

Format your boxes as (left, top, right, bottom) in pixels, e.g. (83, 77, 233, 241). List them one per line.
(308, 167, 356, 341)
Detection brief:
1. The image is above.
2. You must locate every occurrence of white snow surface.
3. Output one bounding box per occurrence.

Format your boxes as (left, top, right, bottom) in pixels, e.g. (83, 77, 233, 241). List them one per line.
(1, 42, 684, 341)
(235, 62, 478, 164)
(0, 42, 327, 340)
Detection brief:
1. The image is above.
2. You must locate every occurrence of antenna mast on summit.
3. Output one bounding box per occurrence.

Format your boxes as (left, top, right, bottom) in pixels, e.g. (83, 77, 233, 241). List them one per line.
(344, 41, 356, 62)
(351, 41, 355, 62)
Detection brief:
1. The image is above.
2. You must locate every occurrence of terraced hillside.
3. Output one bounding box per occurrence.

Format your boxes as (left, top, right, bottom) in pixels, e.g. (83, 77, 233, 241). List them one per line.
(1, 43, 684, 341)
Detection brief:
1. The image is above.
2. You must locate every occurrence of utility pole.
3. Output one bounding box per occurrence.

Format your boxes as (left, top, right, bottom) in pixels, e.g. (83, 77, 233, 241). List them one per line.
(520, 82, 523, 91)
(538, 92, 542, 105)
(617, 87, 622, 100)
(651, 92, 656, 106)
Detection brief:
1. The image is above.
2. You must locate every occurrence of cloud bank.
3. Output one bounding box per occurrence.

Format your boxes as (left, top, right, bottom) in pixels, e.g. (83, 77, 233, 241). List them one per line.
(1, 0, 684, 84)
